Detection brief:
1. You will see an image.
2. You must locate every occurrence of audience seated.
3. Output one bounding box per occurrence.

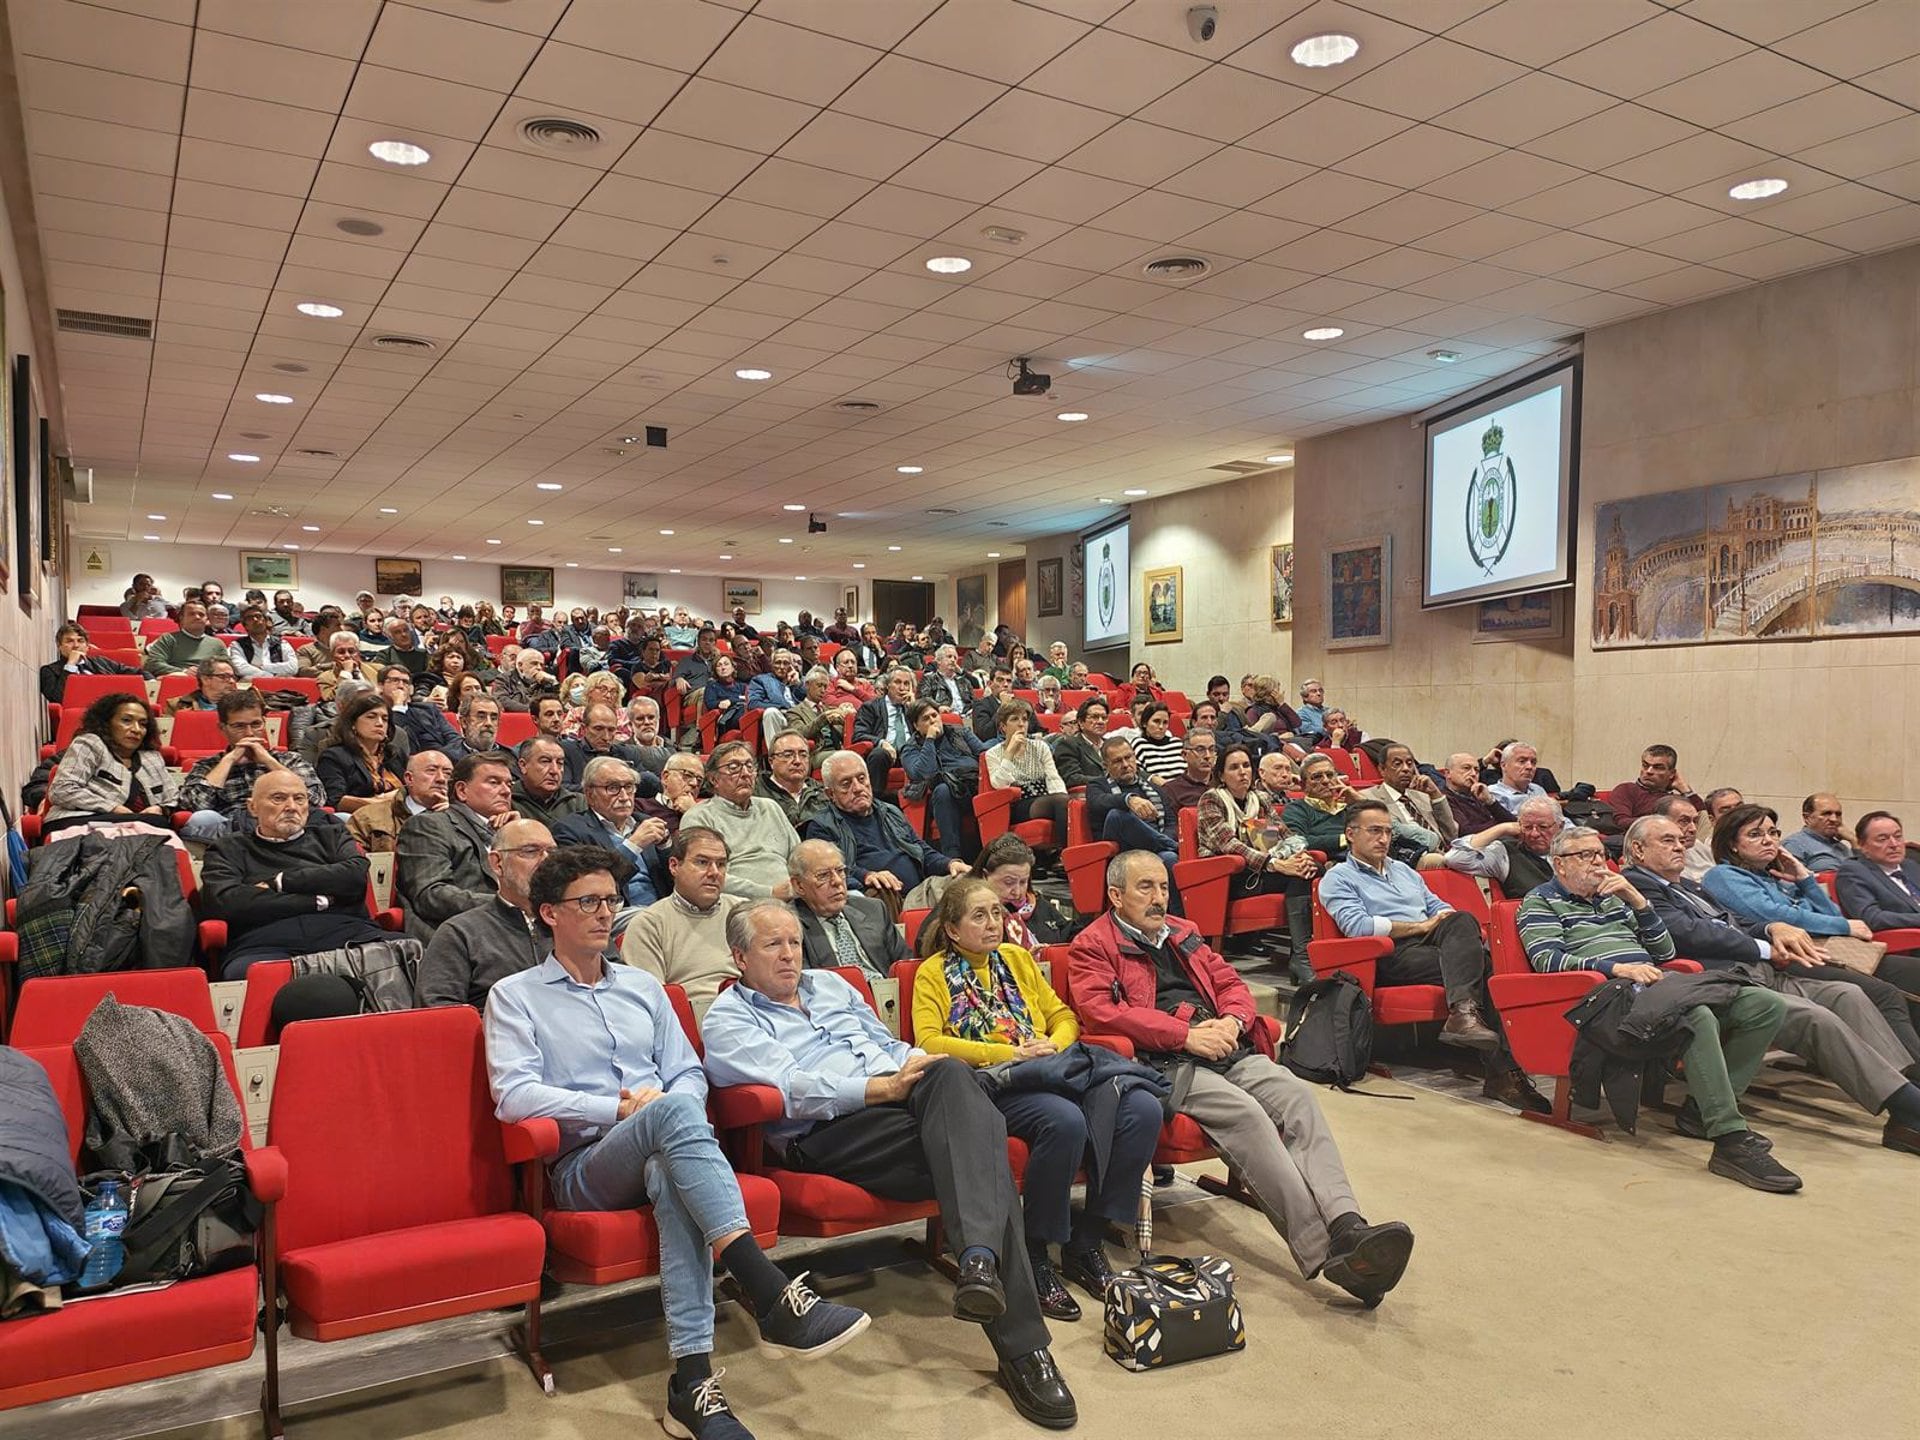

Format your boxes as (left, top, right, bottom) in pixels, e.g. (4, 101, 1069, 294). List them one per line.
(1516, 826, 1799, 1192)
(681, 740, 797, 900)
(1293, 678, 1328, 745)
(553, 756, 669, 924)
(757, 730, 828, 829)
(702, 653, 747, 739)
(1621, 815, 1920, 1155)
(702, 898, 1076, 1429)
(1070, 851, 1416, 1307)
(492, 647, 558, 713)
(1836, 811, 1920, 939)
(1690, 787, 1745, 881)
(1783, 792, 1857, 871)
(1048, 696, 1110, 790)
(983, 700, 1069, 846)
(118, 570, 168, 620)
(1128, 702, 1183, 787)
(918, 644, 979, 712)
(315, 629, 380, 698)
(511, 736, 586, 831)
(804, 751, 967, 909)
(787, 838, 908, 979)
(560, 672, 627, 738)
(1086, 737, 1180, 889)
(851, 666, 919, 795)
(1280, 753, 1358, 863)
(1484, 741, 1553, 813)
(1363, 742, 1457, 856)
(901, 700, 990, 856)
(227, 604, 299, 681)
(620, 827, 746, 1005)
(562, 703, 652, 790)
(826, 648, 876, 711)
(1438, 752, 1514, 835)
(41, 621, 139, 703)
(396, 752, 517, 939)
(200, 771, 384, 980)
(1445, 795, 1566, 894)
(914, 877, 1161, 1321)
(46, 692, 175, 834)
(140, 600, 227, 676)
(624, 696, 673, 777)
(970, 666, 1013, 740)
(1319, 708, 1367, 754)
(746, 650, 805, 750)
(316, 693, 408, 813)
(486, 856, 869, 1439)
(379, 666, 463, 758)
(1197, 742, 1317, 976)
(1257, 750, 1297, 796)
(168, 656, 242, 716)
(347, 750, 451, 854)
(515, 696, 570, 762)
(1605, 744, 1701, 828)
(179, 690, 326, 842)
(1241, 675, 1304, 754)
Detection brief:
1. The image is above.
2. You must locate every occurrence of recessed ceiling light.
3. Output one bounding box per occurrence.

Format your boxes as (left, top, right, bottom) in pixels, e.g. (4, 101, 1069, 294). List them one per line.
(735, 367, 773, 381)
(1056, 411, 1089, 422)
(911, 575, 923, 581)
(608, 547, 623, 554)
(227, 453, 260, 463)
(211, 492, 234, 500)
(987, 552, 1001, 558)
(1264, 452, 1294, 464)
(528, 519, 544, 525)
(1427, 349, 1461, 364)
(301, 524, 320, 532)
(719, 554, 732, 561)
(794, 575, 806, 580)
(853, 562, 866, 569)
(669, 568, 681, 574)
(451, 554, 466, 560)
(143, 533, 159, 541)
(368, 139, 431, 166)
(981, 225, 1026, 246)
(888, 545, 903, 551)
(1291, 33, 1359, 68)
(379, 506, 398, 514)
(782, 503, 807, 511)
(255, 393, 294, 404)
(1728, 177, 1789, 201)
(896, 465, 923, 474)
(1303, 326, 1343, 341)
(1123, 488, 1148, 497)
(925, 256, 972, 274)
(282, 544, 300, 551)
(147, 513, 166, 520)
(487, 538, 503, 545)
(778, 537, 794, 544)
(659, 528, 675, 536)
(565, 562, 578, 568)
(296, 302, 343, 318)
(536, 481, 563, 491)
(1097, 496, 1114, 503)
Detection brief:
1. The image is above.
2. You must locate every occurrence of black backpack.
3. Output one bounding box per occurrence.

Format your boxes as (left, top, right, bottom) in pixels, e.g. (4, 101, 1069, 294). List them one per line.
(1280, 971, 1381, 1091)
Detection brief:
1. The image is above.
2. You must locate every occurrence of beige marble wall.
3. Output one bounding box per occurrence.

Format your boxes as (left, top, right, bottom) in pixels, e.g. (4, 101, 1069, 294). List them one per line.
(1280, 244, 1919, 822)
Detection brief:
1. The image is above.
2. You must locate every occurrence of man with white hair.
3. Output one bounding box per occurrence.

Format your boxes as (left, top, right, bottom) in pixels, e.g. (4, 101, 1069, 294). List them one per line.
(786, 838, 907, 979)
(1445, 794, 1566, 894)
(553, 756, 669, 922)
(1485, 741, 1553, 814)
(918, 644, 977, 712)
(747, 649, 805, 751)
(804, 750, 966, 901)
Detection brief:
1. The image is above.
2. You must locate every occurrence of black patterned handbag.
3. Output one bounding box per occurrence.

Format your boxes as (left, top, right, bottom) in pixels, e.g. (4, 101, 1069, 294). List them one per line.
(1102, 1254, 1246, 1371)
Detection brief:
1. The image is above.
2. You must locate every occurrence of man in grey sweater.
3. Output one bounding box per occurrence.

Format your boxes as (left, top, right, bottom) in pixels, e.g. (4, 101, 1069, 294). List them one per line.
(416, 819, 556, 1008)
(680, 740, 798, 900)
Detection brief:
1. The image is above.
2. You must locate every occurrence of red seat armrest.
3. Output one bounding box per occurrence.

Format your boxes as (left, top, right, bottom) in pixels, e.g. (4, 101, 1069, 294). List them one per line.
(1488, 970, 1606, 1007)
(1078, 1029, 1137, 1059)
(1662, 958, 1702, 974)
(244, 1145, 288, 1204)
(501, 1117, 560, 1165)
(374, 907, 405, 932)
(1872, 928, 1920, 951)
(1306, 935, 1390, 992)
(1174, 853, 1242, 888)
(973, 785, 1017, 820)
(710, 1083, 785, 1129)
(198, 919, 228, 956)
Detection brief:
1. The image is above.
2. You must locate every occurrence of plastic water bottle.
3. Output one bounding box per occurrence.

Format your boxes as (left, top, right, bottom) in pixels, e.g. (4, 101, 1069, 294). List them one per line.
(79, 1179, 129, 1289)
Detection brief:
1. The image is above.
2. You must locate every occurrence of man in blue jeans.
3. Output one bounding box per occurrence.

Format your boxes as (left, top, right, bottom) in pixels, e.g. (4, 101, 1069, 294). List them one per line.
(485, 847, 870, 1440)
(1085, 736, 1181, 913)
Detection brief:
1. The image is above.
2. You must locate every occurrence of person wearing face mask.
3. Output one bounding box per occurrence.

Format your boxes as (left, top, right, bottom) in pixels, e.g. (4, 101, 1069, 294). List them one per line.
(40, 623, 140, 704)
(913, 878, 1165, 1324)
(201, 770, 385, 979)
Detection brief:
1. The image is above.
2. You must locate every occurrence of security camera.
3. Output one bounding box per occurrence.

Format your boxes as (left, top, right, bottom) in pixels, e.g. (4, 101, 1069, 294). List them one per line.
(1187, 6, 1218, 42)
(1011, 357, 1052, 397)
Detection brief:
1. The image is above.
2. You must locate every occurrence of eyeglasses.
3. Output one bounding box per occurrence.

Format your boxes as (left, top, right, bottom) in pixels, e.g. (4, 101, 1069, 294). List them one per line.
(714, 760, 757, 775)
(557, 894, 621, 915)
(502, 844, 557, 860)
(590, 782, 638, 795)
(1558, 849, 1608, 864)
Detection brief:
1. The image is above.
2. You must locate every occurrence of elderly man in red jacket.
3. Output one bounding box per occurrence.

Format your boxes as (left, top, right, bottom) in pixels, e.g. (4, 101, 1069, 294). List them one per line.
(1068, 849, 1416, 1308)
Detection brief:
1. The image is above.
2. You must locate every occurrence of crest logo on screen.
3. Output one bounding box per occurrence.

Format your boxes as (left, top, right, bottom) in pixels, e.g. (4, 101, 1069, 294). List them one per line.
(1466, 420, 1517, 574)
(1097, 542, 1116, 628)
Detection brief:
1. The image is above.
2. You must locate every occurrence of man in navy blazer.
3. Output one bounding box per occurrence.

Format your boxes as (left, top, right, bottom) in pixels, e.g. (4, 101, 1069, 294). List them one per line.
(1836, 811, 1920, 934)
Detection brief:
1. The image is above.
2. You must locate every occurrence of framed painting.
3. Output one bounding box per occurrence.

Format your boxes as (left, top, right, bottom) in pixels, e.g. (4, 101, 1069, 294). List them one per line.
(241, 550, 298, 588)
(1036, 556, 1063, 617)
(501, 565, 555, 606)
(12, 354, 37, 615)
(1269, 542, 1294, 627)
(1473, 590, 1565, 643)
(722, 577, 761, 614)
(955, 572, 986, 648)
(374, 557, 423, 596)
(1326, 536, 1391, 650)
(624, 572, 660, 605)
(843, 586, 859, 618)
(1144, 565, 1183, 644)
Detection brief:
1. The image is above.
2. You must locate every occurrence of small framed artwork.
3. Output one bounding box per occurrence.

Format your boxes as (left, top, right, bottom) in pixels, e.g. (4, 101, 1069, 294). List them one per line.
(1143, 565, 1183, 644)
(374, 557, 423, 596)
(1326, 535, 1391, 650)
(1269, 542, 1294, 627)
(723, 577, 762, 614)
(501, 565, 555, 606)
(1036, 556, 1063, 617)
(241, 550, 299, 588)
(623, 572, 660, 605)
(1473, 590, 1566, 643)
(12, 355, 37, 615)
(843, 586, 858, 618)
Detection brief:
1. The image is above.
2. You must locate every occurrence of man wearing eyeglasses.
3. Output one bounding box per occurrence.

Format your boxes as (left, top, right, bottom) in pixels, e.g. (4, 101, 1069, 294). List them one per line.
(418, 819, 559, 1008)
(1446, 794, 1568, 896)
(681, 741, 798, 900)
(554, 757, 670, 928)
(486, 851, 871, 1440)
(757, 731, 829, 829)
(623, 827, 746, 1005)
(1517, 825, 1799, 1193)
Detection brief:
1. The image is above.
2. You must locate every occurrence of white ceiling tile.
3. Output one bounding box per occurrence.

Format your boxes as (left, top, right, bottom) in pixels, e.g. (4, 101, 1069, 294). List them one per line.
(1772, 0, 1920, 77)
(21, 58, 182, 134)
(548, 211, 679, 266)
(1419, 150, 1584, 210)
(731, 157, 879, 217)
(343, 64, 502, 143)
(1605, 131, 1776, 194)
(465, 146, 602, 207)
(364, 3, 542, 90)
(700, 16, 884, 106)
(992, 167, 1141, 224)
(1334, 38, 1527, 121)
(1723, 84, 1910, 155)
(1637, 47, 1832, 128)
(195, 0, 382, 58)
(1448, 0, 1661, 67)
(1675, 0, 1862, 47)
(1177, 211, 1316, 261)
(1336, 125, 1501, 189)
(780, 111, 937, 179)
(1503, 173, 1654, 228)
(1550, 11, 1754, 98)
(1783, 113, 1920, 181)
(1023, 27, 1209, 115)
(1253, 171, 1401, 229)
(1336, 191, 1483, 244)
(1579, 194, 1728, 244)
(1492, 230, 1621, 276)
(754, 0, 946, 49)
(551, 0, 739, 71)
(832, 55, 1005, 137)
(1062, 120, 1220, 187)
(183, 89, 336, 159)
(897, 0, 1088, 83)
(13, 0, 192, 80)
(651, 78, 820, 154)
(887, 143, 1044, 205)
(1159, 147, 1312, 209)
(1712, 233, 1855, 280)
(1812, 204, 1920, 253)
(515, 44, 683, 127)
(1135, 65, 1315, 143)
(1854, 52, 1920, 107)
(190, 28, 356, 113)
(1418, 210, 1557, 261)
(1436, 72, 1615, 147)
(1243, 97, 1413, 167)
(1523, 104, 1694, 170)
(31, 155, 175, 211)
(1261, 228, 1394, 276)
(1095, 189, 1232, 243)
(1862, 159, 1920, 203)
(952, 89, 1117, 164)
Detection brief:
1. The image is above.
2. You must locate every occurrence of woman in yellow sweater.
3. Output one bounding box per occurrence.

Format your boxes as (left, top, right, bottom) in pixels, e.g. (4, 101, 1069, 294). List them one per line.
(913, 879, 1161, 1322)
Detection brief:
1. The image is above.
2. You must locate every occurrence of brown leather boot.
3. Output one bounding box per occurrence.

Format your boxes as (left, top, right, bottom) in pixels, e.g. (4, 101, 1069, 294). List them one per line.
(1438, 1000, 1499, 1051)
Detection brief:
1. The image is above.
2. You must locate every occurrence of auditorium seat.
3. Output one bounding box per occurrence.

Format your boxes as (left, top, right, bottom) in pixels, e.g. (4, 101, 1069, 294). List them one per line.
(8, 968, 218, 1048)
(971, 756, 1058, 855)
(1061, 799, 1116, 917)
(1175, 808, 1296, 949)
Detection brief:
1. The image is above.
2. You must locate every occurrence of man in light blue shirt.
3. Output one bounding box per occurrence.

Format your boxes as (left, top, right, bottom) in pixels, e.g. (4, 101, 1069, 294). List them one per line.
(1782, 792, 1855, 872)
(1318, 801, 1545, 1112)
(1485, 740, 1554, 814)
(702, 899, 1077, 1432)
(485, 849, 868, 1440)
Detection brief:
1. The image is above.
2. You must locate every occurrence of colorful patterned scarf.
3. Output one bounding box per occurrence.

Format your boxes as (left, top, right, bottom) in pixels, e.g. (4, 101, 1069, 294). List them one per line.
(943, 947, 1034, 1046)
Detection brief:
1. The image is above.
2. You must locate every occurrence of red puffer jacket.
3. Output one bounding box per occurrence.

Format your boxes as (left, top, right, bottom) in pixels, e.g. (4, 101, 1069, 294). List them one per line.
(1067, 912, 1274, 1059)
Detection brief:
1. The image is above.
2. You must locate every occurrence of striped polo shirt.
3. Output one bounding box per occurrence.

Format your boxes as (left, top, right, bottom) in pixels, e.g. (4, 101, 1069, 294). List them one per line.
(1515, 877, 1676, 975)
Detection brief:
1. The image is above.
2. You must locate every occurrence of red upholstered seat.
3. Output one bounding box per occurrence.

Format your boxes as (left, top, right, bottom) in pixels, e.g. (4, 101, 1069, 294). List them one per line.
(1062, 798, 1116, 917)
(1175, 807, 1289, 945)
(260, 1007, 549, 1430)
(9, 968, 218, 1047)
(768, 1170, 939, 1232)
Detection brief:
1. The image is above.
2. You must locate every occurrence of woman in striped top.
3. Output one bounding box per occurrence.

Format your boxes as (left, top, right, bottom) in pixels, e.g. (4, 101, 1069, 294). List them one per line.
(1129, 701, 1184, 786)
(983, 700, 1068, 844)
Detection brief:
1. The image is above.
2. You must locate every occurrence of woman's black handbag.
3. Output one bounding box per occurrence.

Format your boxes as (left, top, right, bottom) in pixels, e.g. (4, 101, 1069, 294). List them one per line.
(1102, 1254, 1246, 1371)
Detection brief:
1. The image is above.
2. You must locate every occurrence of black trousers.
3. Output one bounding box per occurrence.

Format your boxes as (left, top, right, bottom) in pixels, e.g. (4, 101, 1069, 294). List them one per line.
(1009, 792, 1068, 845)
(1378, 911, 1514, 1059)
(786, 1058, 1049, 1359)
(864, 742, 899, 796)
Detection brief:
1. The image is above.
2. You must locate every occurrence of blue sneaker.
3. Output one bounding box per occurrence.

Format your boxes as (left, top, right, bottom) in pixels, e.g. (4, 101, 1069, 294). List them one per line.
(755, 1271, 871, 1358)
(665, 1370, 753, 1440)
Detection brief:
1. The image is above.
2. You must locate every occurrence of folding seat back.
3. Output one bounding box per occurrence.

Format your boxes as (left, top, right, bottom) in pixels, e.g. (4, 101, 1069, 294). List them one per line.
(170, 709, 228, 752)
(10, 969, 218, 1048)
(495, 711, 537, 747)
(58, 673, 149, 715)
(1421, 869, 1494, 933)
(154, 674, 199, 710)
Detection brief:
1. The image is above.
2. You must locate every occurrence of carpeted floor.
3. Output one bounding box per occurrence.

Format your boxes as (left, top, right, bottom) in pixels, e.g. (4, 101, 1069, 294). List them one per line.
(11, 1068, 1916, 1440)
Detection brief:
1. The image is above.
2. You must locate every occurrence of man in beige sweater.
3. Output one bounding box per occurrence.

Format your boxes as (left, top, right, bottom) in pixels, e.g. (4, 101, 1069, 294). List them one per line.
(621, 826, 744, 1005)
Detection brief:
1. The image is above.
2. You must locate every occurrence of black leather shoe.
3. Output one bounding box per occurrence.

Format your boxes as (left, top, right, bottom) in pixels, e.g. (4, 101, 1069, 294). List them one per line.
(1031, 1256, 1080, 1321)
(1482, 1067, 1550, 1115)
(1676, 1099, 1772, 1148)
(953, 1252, 1006, 1324)
(1321, 1220, 1414, 1309)
(1882, 1118, 1920, 1156)
(998, 1349, 1077, 1430)
(1151, 1164, 1176, 1187)
(1057, 1244, 1119, 1304)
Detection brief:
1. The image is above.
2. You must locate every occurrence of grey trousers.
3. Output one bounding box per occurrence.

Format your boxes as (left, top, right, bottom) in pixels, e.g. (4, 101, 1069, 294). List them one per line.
(1177, 1054, 1359, 1279)
(1770, 971, 1911, 1114)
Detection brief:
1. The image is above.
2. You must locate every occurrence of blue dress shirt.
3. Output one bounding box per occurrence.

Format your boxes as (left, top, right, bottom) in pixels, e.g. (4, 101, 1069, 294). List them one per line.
(1317, 853, 1445, 938)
